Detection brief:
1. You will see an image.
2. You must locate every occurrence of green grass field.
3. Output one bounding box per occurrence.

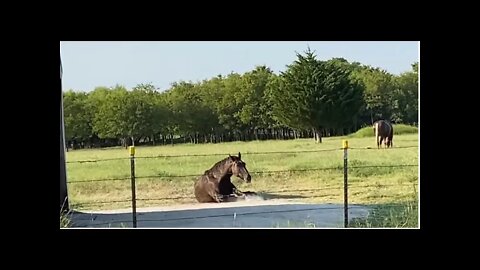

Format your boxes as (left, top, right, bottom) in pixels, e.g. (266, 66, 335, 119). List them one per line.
(65, 131, 419, 227)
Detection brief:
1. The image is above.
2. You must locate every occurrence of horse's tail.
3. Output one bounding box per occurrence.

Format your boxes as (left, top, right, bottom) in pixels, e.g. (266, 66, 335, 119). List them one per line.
(388, 122, 394, 148)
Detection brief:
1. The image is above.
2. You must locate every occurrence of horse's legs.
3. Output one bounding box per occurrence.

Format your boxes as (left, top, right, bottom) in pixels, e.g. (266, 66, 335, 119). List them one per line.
(207, 182, 223, 203)
(212, 193, 224, 202)
(229, 182, 244, 196)
(208, 190, 223, 202)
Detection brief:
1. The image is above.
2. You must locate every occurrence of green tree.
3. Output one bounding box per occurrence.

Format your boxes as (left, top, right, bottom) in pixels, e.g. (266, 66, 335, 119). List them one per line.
(392, 62, 418, 124)
(90, 86, 128, 144)
(127, 86, 156, 145)
(237, 66, 275, 140)
(89, 85, 155, 147)
(321, 58, 364, 135)
(352, 66, 396, 124)
(63, 90, 92, 146)
(166, 81, 218, 143)
(268, 48, 364, 142)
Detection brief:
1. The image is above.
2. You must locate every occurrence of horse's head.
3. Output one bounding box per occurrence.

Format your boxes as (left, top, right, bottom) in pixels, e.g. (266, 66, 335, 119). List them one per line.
(229, 152, 251, 183)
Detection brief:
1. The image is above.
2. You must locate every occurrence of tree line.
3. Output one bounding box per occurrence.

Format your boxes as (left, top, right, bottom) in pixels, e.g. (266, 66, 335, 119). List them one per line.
(63, 48, 418, 149)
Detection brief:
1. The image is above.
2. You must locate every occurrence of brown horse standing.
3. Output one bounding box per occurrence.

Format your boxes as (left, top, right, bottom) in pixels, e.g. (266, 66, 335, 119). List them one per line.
(373, 120, 393, 148)
(194, 152, 252, 203)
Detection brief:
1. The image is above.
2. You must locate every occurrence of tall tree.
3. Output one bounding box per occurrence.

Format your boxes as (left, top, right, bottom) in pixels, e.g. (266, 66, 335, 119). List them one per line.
(391, 62, 418, 124)
(352, 66, 396, 124)
(321, 58, 364, 135)
(237, 66, 274, 139)
(268, 48, 364, 142)
(63, 90, 93, 147)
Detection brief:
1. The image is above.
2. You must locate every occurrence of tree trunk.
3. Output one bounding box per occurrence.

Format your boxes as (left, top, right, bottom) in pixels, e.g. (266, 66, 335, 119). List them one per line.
(313, 128, 322, 143)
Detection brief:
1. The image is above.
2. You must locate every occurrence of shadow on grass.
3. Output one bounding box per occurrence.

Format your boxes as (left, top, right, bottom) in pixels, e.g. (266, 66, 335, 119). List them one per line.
(258, 192, 308, 200)
(349, 201, 418, 228)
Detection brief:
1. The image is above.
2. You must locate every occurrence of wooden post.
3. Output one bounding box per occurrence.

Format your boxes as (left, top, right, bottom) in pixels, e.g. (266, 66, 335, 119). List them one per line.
(130, 146, 137, 228)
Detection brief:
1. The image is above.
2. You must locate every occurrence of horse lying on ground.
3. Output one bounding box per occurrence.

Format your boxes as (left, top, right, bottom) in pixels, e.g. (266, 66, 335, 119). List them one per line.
(194, 152, 256, 203)
(373, 120, 393, 148)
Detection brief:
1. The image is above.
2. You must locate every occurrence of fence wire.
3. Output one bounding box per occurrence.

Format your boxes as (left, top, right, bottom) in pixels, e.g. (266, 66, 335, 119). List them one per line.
(67, 177, 130, 184)
(66, 157, 129, 164)
(71, 199, 132, 206)
(72, 203, 416, 228)
(72, 205, 354, 227)
(66, 145, 419, 164)
(66, 164, 418, 184)
(71, 182, 418, 207)
(349, 146, 418, 150)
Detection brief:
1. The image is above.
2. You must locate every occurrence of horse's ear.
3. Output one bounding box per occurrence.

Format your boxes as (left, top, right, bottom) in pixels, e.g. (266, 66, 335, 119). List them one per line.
(228, 154, 233, 161)
(238, 152, 241, 160)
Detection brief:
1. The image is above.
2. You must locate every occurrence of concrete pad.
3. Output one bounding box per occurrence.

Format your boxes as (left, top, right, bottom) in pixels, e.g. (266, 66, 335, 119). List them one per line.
(69, 198, 371, 228)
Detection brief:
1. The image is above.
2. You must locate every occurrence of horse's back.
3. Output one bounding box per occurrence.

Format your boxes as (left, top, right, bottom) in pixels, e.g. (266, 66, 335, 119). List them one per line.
(380, 120, 393, 139)
(376, 120, 392, 137)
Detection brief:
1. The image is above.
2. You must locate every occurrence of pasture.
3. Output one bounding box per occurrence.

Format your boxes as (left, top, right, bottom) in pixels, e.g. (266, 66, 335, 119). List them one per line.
(66, 132, 419, 227)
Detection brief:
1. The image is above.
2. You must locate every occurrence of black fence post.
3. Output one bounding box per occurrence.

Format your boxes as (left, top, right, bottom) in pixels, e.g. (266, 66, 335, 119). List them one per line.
(60, 52, 69, 213)
(130, 146, 137, 228)
(343, 140, 349, 228)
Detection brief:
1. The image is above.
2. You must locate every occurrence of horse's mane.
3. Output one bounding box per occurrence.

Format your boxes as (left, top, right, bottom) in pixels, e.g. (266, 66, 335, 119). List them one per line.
(204, 156, 238, 175)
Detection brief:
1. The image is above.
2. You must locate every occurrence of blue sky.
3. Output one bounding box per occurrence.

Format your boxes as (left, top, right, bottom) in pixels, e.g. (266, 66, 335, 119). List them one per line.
(60, 41, 419, 92)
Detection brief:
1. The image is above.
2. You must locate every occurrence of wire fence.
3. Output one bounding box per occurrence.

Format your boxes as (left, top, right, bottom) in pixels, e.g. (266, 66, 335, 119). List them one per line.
(65, 145, 418, 164)
(63, 144, 419, 228)
(66, 164, 418, 184)
(72, 180, 419, 207)
(73, 205, 352, 227)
